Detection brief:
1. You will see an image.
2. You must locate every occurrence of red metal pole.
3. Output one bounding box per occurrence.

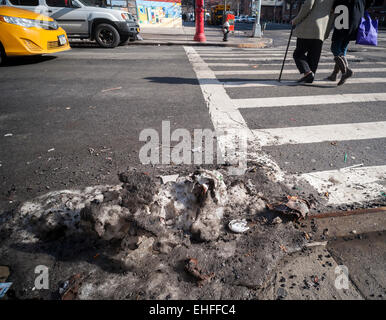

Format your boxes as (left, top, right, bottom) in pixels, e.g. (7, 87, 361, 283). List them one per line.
(194, 0, 206, 42)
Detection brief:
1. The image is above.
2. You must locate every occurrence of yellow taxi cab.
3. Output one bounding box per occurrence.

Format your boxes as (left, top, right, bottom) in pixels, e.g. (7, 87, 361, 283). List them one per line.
(0, 5, 70, 63)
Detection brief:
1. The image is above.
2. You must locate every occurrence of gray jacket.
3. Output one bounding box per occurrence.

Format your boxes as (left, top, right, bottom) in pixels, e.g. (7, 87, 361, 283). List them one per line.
(292, 0, 336, 41)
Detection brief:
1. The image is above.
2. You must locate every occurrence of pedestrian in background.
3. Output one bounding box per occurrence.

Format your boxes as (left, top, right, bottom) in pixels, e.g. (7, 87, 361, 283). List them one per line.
(291, 0, 336, 83)
(327, 0, 374, 85)
(223, 21, 230, 42)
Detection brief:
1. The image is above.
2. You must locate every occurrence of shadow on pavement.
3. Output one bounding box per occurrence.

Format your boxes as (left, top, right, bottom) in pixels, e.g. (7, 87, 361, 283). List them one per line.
(145, 77, 222, 85)
(145, 76, 199, 85)
(10, 234, 128, 275)
(70, 41, 100, 48)
(302, 83, 336, 88)
(146, 77, 338, 88)
(1, 55, 56, 67)
(70, 41, 138, 48)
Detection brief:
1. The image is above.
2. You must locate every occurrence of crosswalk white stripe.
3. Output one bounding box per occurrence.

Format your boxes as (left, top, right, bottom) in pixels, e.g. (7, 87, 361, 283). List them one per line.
(208, 62, 335, 67)
(195, 47, 295, 51)
(251, 121, 386, 147)
(208, 62, 383, 67)
(199, 53, 357, 58)
(208, 63, 275, 67)
(358, 45, 386, 50)
(215, 68, 386, 75)
(196, 50, 298, 54)
(196, 48, 293, 51)
(203, 57, 362, 61)
(223, 77, 386, 87)
(196, 48, 295, 51)
(234, 93, 386, 108)
(300, 165, 386, 205)
(184, 46, 286, 180)
(186, 46, 386, 206)
(196, 48, 334, 52)
(200, 53, 291, 57)
(195, 51, 296, 54)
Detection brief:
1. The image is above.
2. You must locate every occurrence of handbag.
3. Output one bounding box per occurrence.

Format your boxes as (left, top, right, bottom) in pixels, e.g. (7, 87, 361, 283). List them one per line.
(356, 11, 378, 46)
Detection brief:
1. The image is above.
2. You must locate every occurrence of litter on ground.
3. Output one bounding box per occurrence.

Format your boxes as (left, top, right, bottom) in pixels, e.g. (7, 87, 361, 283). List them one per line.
(228, 219, 250, 233)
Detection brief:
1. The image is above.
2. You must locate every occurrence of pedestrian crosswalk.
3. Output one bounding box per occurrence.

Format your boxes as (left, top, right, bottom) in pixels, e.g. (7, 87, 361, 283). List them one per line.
(203, 56, 358, 61)
(233, 93, 386, 108)
(251, 122, 386, 146)
(223, 77, 386, 87)
(185, 42, 386, 207)
(214, 68, 386, 75)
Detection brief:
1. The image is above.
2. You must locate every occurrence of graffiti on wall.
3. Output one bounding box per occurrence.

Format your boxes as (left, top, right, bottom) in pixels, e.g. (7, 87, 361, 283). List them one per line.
(136, 0, 182, 27)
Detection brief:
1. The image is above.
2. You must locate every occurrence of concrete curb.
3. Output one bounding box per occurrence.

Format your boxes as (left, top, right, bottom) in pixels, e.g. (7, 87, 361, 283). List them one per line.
(128, 37, 273, 48)
(306, 206, 386, 240)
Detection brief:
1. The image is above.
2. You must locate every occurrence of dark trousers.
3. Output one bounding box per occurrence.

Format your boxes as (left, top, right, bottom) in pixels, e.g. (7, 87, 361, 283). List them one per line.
(331, 37, 350, 57)
(293, 38, 323, 74)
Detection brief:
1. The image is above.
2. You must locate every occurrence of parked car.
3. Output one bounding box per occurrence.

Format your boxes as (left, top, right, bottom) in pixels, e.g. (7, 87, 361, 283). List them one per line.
(240, 16, 248, 22)
(234, 16, 240, 23)
(0, 5, 70, 64)
(3, 0, 139, 48)
(247, 16, 256, 23)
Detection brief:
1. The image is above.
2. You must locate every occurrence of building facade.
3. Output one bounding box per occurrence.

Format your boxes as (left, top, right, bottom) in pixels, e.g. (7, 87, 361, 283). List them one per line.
(259, 0, 284, 21)
(203, 0, 298, 21)
(281, 0, 301, 23)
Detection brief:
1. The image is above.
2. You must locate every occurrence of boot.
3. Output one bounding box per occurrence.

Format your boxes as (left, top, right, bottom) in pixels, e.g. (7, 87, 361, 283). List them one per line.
(338, 56, 353, 86)
(334, 56, 346, 74)
(326, 62, 339, 81)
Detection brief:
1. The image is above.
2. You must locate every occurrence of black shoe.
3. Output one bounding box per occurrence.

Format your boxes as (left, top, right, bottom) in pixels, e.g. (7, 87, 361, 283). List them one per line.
(297, 72, 314, 84)
(338, 69, 353, 86)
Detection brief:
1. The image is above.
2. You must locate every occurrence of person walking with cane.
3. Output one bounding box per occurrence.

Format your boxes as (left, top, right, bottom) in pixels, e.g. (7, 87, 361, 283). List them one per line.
(326, 0, 374, 85)
(291, 0, 336, 83)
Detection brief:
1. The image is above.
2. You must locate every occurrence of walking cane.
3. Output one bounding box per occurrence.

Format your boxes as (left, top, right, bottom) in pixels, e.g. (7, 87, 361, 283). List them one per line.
(278, 26, 294, 82)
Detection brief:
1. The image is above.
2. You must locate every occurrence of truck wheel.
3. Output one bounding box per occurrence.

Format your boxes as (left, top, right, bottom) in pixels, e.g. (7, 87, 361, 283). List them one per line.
(95, 24, 120, 48)
(119, 35, 130, 46)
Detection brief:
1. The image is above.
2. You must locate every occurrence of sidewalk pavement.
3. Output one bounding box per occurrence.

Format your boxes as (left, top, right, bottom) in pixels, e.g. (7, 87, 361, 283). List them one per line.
(260, 208, 386, 300)
(131, 23, 273, 48)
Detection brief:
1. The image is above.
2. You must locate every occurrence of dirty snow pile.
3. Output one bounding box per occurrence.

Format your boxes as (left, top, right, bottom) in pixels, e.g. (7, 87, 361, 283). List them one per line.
(13, 170, 266, 245)
(5, 169, 307, 299)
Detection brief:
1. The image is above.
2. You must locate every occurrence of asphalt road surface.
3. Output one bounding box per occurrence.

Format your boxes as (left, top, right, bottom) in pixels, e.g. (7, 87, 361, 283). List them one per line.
(187, 30, 386, 210)
(0, 45, 214, 212)
(0, 28, 385, 302)
(1, 29, 385, 213)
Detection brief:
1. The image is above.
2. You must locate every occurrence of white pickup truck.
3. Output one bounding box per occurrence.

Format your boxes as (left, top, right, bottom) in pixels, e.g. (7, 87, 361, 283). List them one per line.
(2, 0, 140, 48)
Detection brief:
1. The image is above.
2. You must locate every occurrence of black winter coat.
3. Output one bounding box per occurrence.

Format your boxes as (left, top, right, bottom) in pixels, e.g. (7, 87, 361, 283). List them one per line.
(332, 0, 373, 42)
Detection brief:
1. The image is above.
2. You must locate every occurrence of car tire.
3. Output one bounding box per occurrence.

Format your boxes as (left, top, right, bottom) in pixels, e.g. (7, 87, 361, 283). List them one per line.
(0, 42, 6, 65)
(94, 23, 120, 48)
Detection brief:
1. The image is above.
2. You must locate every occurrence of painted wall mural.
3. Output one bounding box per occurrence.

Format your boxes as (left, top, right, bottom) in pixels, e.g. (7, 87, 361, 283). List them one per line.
(136, 0, 182, 27)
